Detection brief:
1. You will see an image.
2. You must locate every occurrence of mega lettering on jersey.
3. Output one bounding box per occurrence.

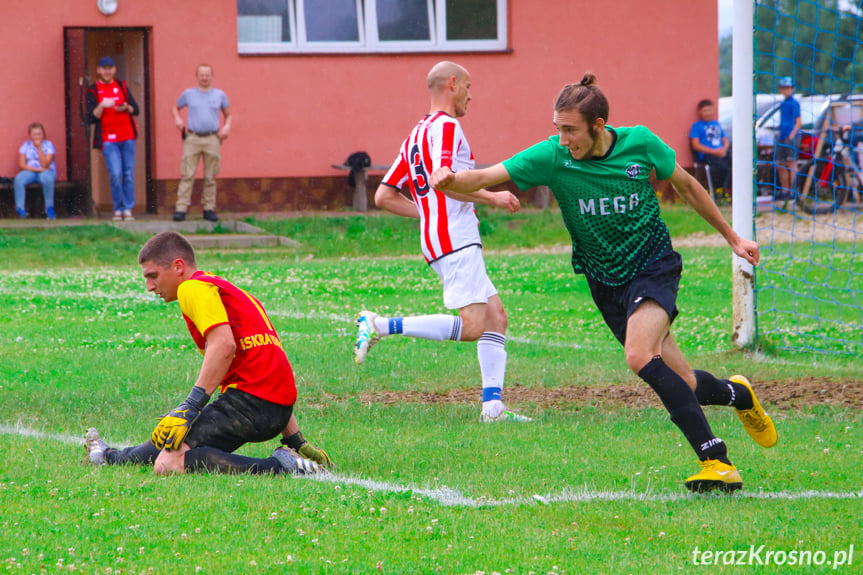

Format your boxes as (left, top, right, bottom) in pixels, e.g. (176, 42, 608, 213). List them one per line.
(578, 193, 640, 216)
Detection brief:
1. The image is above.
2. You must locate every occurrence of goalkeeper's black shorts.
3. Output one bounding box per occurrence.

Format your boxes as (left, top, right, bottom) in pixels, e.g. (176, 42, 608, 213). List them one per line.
(585, 250, 682, 346)
(184, 388, 293, 453)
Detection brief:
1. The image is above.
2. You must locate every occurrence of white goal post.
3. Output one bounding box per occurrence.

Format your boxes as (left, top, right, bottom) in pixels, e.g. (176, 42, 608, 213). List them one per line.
(731, 0, 756, 347)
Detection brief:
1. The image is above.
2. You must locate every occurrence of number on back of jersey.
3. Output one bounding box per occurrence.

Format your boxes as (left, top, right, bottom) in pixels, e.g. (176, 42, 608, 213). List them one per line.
(410, 144, 430, 197)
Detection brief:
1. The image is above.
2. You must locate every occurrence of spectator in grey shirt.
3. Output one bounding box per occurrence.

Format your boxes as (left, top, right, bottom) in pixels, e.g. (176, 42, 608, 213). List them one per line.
(171, 64, 232, 222)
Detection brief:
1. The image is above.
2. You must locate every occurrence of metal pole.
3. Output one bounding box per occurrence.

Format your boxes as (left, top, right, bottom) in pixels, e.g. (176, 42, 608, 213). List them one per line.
(731, 0, 756, 346)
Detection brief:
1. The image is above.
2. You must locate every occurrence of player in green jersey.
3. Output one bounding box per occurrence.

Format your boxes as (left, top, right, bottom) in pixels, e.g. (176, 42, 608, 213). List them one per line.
(431, 73, 777, 493)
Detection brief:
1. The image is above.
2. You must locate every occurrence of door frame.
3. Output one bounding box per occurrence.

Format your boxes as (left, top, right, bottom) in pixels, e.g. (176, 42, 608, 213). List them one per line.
(63, 26, 155, 215)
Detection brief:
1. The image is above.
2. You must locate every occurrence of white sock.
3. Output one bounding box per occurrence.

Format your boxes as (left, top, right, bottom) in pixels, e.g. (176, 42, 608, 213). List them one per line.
(374, 315, 462, 341)
(478, 332, 507, 414)
(482, 399, 505, 418)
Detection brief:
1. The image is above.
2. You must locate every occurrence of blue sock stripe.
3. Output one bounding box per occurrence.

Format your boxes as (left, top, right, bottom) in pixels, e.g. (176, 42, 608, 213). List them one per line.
(478, 332, 506, 346)
(388, 318, 404, 335)
(449, 317, 463, 341)
(482, 387, 502, 402)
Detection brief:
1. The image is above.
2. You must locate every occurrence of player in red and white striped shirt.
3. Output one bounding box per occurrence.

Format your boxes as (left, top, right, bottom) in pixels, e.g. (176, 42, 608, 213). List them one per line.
(354, 61, 530, 423)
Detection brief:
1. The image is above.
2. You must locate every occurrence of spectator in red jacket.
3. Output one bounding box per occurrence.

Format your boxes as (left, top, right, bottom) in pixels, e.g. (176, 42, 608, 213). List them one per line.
(86, 56, 139, 221)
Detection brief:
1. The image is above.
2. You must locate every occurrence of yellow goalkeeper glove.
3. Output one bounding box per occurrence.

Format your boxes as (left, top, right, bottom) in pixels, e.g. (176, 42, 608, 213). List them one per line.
(151, 386, 210, 451)
(283, 430, 334, 468)
(298, 441, 334, 468)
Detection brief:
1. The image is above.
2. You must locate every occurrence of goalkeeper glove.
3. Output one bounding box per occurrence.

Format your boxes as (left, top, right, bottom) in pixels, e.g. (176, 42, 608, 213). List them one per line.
(283, 431, 334, 468)
(151, 386, 210, 451)
(297, 441, 334, 468)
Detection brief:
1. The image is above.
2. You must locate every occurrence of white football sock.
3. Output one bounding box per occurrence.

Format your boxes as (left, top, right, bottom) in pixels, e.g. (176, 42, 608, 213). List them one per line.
(478, 332, 507, 414)
(482, 399, 505, 418)
(374, 315, 462, 341)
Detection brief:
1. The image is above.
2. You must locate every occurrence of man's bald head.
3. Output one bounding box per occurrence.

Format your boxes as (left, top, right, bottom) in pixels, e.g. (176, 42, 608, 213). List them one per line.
(427, 61, 469, 92)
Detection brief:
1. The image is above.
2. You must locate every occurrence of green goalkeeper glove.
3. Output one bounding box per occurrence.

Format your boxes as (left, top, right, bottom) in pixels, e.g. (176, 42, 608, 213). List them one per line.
(151, 386, 210, 451)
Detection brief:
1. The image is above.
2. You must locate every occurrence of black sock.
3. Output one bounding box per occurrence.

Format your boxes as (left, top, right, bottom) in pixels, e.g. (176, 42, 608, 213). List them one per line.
(639, 357, 730, 464)
(281, 431, 306, 450)
(184, 446, 283, 474)
(105, 441, 160, 465)
(694, 370, 754, 410)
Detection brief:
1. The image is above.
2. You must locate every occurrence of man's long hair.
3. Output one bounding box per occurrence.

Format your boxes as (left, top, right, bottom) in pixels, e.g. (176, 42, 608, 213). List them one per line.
(554, 73, 609, 129)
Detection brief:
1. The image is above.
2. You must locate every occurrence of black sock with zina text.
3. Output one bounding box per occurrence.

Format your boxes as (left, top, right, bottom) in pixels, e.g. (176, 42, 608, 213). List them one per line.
(693, 370, 754, 410)
(638, 356, 730, 464)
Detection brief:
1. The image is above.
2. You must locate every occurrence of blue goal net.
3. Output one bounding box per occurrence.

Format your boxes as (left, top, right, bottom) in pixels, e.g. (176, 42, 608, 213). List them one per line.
(753, 0, 862, 354)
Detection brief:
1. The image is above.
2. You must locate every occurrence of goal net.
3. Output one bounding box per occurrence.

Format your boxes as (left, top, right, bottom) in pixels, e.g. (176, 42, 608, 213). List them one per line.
(752, 0, 862, 354)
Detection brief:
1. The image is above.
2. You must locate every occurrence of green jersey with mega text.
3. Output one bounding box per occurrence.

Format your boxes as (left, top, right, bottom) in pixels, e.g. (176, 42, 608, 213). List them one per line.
(503, 126, 676, 286)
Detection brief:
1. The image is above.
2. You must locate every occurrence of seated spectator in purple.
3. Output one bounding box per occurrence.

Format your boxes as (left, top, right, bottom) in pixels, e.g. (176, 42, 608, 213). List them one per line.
(689, 99, 730, 191)
(14, 122, 57, 219)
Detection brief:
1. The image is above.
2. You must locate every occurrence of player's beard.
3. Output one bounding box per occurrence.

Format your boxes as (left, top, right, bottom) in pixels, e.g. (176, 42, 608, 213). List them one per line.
(585, 126, 602, 158)
(568, 126, 602, 160)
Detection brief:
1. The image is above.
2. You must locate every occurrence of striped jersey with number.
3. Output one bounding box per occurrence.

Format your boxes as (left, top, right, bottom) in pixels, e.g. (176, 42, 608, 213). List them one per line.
(382, 111, 481, 263)
(177, 270, 297, 406)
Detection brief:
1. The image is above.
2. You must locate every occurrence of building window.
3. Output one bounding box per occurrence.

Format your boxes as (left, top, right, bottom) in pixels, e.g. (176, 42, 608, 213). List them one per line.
(300, 0, 362, 44)
(238, 0, 295, 46)
(238, 0, 507, 54)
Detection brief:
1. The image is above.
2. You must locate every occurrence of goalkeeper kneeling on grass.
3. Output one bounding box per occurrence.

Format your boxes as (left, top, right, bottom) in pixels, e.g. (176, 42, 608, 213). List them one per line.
(85, 231, 332, 476)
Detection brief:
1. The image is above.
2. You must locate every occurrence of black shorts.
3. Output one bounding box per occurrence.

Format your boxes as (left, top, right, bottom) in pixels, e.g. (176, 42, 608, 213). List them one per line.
(585, 250, 682, 345)
(774, 138, 796, 162)
(184, 388, 293, 453)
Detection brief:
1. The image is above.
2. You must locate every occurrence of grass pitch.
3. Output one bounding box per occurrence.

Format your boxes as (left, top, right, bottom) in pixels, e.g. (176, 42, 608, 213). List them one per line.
(0, 209, 860, 574)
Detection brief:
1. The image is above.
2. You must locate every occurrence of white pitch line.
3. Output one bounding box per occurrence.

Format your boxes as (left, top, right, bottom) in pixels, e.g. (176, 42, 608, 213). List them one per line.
(0, 423, 94, 446)
(0, 287, 154, 302)
(306, 474, 862, 507)
(3, 424, 860, 507)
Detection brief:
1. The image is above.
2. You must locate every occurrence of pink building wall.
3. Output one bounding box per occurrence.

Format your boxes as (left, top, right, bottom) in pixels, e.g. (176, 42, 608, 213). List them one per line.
(1, 1, 717, 189)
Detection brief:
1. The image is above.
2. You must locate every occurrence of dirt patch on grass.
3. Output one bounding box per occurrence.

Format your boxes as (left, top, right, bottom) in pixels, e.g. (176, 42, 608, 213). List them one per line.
(755, 209, 861, 242)
(345, 378, 863, 409)
(676, 209, 861, 247)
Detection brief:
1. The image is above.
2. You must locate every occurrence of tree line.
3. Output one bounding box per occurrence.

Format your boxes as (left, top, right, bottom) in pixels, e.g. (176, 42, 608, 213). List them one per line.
(720, 0, 863, 97)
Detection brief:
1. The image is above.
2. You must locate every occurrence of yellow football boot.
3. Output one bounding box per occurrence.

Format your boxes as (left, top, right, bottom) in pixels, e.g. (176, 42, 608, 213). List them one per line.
(685, 459, 743, 493)
(731, 375, 778, 448)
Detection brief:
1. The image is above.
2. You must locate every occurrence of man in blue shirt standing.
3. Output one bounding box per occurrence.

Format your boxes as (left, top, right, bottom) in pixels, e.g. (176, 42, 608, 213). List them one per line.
(689, 99, 730, 192)
(775, 76, 801, 195)
(171, 64, 232, 222)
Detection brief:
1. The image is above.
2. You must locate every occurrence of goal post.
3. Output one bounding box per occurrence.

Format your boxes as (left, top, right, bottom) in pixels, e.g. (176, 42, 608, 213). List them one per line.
(731, 0, 756, 347)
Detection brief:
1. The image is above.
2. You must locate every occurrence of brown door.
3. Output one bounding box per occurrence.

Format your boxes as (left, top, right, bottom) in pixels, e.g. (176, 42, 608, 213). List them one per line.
(64, 28, 153, 216)
(63, 28, 92, 215)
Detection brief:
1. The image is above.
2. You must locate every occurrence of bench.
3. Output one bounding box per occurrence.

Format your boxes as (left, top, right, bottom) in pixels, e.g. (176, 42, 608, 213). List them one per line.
(0, 180, 90, 218)
(331, 163, 552, 211)
(330, 163, 392, 212)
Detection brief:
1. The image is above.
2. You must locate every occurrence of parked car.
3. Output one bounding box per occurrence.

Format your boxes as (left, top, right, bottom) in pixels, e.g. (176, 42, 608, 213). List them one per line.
(754, 94, 834, 149)
(801, 93, 863, 156)
(794, 94, 863, 212)
(754, 94, 834, 195)
(753, 94, 863, 197)
(707, 94, 782, 197)
(717, 94, 782, 146)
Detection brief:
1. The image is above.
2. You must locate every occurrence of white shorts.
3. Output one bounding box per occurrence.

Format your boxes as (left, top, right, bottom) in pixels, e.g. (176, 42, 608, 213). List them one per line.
(429, 245, 498, 310)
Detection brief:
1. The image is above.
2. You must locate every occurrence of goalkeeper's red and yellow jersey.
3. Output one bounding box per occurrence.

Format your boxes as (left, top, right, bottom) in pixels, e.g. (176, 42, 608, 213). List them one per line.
(382, 111, 481, 264)
(177, 271, 296, 406)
